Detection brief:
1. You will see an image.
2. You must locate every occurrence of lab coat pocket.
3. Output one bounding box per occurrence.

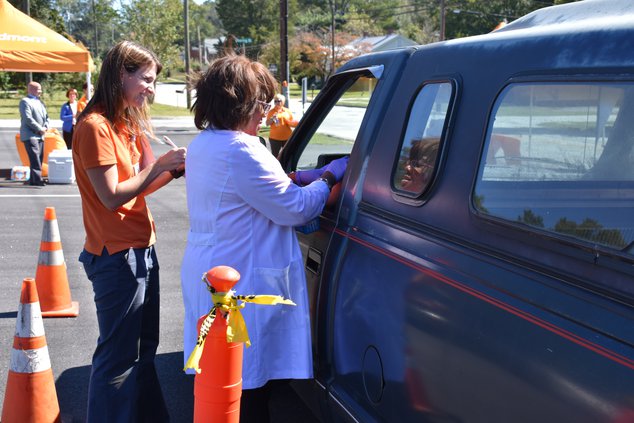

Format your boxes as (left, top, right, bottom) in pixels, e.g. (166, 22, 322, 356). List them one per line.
(253, 260, 305, 329)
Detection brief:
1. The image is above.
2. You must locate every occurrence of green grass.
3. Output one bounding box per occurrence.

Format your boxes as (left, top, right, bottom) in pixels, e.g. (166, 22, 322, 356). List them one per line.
(0, 94, 192, 119)
(258, 125, 350, 146)
(308, 133, 353, 145)
(150, 102, 192, 117)
(0, 93, 67, 119)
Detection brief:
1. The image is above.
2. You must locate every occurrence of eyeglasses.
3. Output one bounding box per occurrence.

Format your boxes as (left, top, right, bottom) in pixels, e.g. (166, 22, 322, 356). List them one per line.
(274, 99, 283, 104)
(256, 100, 272, 114)
(406, 159, 434, 170)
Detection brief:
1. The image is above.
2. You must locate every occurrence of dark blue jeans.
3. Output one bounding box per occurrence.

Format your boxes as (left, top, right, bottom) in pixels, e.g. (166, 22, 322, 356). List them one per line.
(79, 246, 169, 423)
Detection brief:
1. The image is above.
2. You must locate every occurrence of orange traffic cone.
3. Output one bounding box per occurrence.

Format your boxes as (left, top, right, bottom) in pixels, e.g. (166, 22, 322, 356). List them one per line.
(1, 278, 61, 423)
(185, 266, 296, 422)
(194, 266, 243, 423)
(35, 207, 78, 318)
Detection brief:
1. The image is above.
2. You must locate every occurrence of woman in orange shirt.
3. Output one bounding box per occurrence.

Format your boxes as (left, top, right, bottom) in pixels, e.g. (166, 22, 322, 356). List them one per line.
(73, 41, 186, 423)
(265, 93, 298, 157)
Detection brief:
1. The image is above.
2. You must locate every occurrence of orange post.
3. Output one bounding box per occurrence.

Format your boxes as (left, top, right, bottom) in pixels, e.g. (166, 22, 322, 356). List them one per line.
(15, 130, 67, 177)
(35, 207, 79, 317)
(194, 266, 243, 423)
(2, 278, 61, 423)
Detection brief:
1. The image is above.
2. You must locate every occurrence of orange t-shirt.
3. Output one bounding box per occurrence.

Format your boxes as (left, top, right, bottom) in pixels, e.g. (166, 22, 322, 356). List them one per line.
(266, 106, 297, 141)
(72, 111, 156, 255)
(77, 95, 87, 114)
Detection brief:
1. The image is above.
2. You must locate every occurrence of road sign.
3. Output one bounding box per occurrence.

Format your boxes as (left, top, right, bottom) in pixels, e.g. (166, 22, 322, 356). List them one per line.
(236, 38, 252, 43)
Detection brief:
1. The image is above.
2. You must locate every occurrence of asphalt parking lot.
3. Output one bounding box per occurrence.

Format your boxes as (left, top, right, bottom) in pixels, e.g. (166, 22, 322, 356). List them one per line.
(0, 124, 319, 422)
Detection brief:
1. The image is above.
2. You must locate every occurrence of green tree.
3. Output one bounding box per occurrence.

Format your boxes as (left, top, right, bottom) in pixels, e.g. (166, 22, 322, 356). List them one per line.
(554, 217, 626, 248)
(121, 0, 184, 74)
(290, 29, 365, 82)
(216, 0, 277, 58)
(342, 0, 401, 35)
(188, 1, 222, 66)
(55, 0, 120, 59)
(9, 0, 66, 33)
(518, 209, 544, 228)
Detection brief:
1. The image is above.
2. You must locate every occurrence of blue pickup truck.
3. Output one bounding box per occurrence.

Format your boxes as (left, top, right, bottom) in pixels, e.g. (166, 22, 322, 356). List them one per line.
(278, 1, 634, 422)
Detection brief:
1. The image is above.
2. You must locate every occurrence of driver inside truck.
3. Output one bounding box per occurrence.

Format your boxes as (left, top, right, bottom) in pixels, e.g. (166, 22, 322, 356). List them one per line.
(400, 137, 439, 193)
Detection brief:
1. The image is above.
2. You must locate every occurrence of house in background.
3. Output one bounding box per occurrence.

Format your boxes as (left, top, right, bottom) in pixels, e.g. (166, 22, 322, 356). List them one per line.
(348, 34, 418, 53)
(204, 37, 226, 60)
(189, 37, 226, 65)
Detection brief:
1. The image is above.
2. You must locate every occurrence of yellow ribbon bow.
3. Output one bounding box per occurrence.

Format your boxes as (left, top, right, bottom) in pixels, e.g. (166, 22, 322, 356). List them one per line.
(184, 273, 296, 374)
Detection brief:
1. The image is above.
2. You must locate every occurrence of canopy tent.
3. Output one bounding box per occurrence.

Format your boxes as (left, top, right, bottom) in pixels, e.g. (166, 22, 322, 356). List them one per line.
(0, 0, 93, 73)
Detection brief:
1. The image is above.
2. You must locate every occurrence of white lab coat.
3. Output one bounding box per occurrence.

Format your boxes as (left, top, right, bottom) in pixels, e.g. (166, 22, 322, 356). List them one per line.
(180, 129, 329, 389)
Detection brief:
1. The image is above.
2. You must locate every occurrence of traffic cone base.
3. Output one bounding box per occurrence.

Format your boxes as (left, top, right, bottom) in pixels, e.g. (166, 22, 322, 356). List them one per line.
(35, 207, 79, 318)
(2, 278, 61, 423)
(3, 369, 61, 423)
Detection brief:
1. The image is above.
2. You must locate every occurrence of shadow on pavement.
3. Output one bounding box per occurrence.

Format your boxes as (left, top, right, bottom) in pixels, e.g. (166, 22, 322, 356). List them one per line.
(55, 352, 194, 423)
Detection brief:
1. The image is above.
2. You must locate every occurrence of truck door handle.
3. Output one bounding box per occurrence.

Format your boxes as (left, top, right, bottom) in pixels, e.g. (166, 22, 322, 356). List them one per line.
(306, 247, 322, 275)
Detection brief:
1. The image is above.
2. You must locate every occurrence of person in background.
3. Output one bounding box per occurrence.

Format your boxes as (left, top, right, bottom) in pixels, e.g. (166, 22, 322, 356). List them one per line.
(77, 82, 89, 115)
(265, 93, 299, 157)
(19, 81, 49, 186)
(73, 40, 186, 423)
(60, 87, 78, 149)
(400, 137, 439, 193)
(180, 53, 348, 423)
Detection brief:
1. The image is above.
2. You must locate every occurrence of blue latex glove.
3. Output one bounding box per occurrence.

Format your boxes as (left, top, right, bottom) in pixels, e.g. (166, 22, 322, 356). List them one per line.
(295, 168, 324, 185)
(323, 156, 349, 182)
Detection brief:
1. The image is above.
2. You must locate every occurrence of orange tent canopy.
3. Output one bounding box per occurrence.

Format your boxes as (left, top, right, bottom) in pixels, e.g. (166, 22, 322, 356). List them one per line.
(0, 0, 93, 72)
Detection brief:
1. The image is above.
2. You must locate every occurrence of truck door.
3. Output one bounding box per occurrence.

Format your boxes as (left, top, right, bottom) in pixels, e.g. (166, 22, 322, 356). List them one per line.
(279, 66, 383, 378)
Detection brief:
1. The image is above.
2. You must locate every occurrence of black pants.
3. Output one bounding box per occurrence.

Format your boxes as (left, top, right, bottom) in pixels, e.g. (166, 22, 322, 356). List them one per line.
(240, 379, 289, 423)
(23, 137, 44, 185)
(269, 138, 287, 158)
(62, 129, 73, 149)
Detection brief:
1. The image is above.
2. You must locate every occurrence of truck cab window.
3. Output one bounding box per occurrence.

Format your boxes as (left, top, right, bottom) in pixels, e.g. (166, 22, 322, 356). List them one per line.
(392, 82, 452, 196)
(296, 76, 376, 170)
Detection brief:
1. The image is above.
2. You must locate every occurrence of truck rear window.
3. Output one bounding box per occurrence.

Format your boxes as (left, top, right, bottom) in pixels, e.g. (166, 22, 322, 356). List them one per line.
(475, 82, 634, 252)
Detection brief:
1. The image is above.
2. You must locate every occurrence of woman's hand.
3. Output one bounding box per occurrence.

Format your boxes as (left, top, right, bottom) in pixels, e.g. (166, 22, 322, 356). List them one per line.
(156, 147, 186, 173)
(294, 168, 324, 185)
(86, 147, 187, 211)
(324, 156, 349, 182)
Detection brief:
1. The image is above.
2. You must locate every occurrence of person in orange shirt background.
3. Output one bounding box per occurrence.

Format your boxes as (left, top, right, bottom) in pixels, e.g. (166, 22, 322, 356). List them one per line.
(265, 93, 299, 157)
(76, 82, 90, 115)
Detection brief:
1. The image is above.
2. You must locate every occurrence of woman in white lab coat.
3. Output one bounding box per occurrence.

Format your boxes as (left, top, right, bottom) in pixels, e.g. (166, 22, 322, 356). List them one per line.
(180, 53, 348, 422)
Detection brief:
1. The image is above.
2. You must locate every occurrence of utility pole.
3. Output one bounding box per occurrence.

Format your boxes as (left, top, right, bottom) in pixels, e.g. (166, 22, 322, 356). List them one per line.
(24, 0, 32, 83)
(184, 0, 191, 108)
(440, 0, 446, 41)
(197, 26, 203, 67)
(330, 0, 335, 78)
(91, 0, 98, 54)
(280, 0, 289, 105)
